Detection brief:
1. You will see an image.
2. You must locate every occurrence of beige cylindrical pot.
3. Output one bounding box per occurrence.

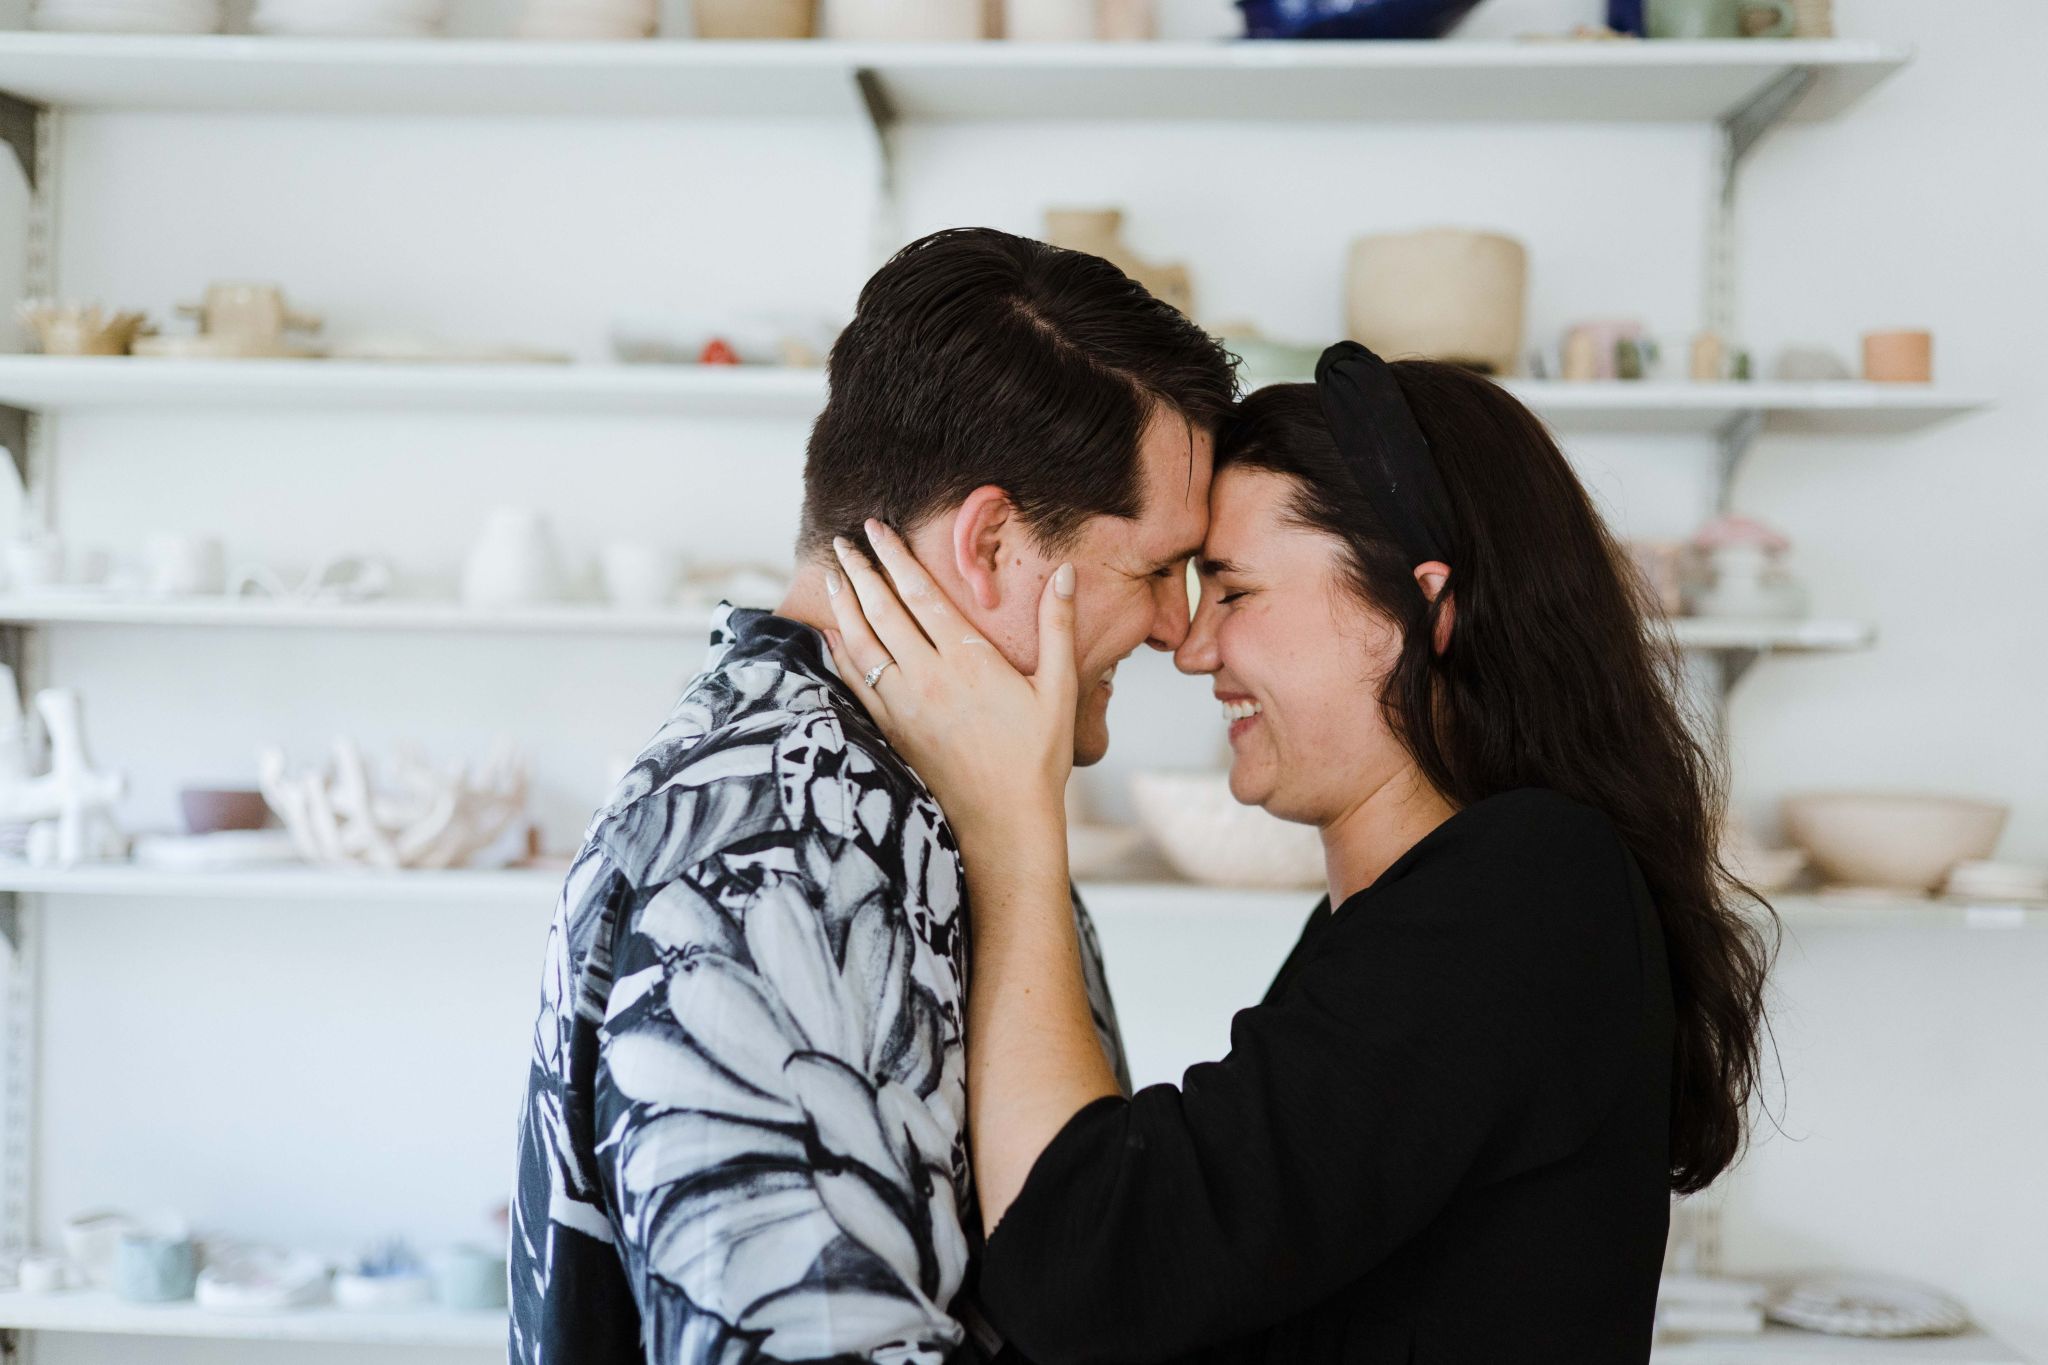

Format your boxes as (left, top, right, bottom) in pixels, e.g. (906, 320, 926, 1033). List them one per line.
(1861, 328, 1932, 383)
(1044, 207, 1195, 318)
(1347, 228, 1528, 376)
(694, 0, 814, 38)
(1004, 0, 1093, 40)
(823, 0, 987, 39)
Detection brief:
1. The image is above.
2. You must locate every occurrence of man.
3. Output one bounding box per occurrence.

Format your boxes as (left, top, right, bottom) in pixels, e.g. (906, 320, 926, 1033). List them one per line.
(510, 226, 1235, 1364)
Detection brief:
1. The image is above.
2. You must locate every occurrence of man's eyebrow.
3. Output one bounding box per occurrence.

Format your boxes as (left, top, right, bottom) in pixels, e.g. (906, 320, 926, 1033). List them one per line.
(1199, 556, 1244, 577)
(1146, 543, 1204, 573)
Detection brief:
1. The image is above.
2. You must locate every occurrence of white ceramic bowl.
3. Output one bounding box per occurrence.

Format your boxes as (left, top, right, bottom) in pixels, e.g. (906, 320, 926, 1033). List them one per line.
(1129, 771, 1323, 890)
(1782, 792, 2008, 894)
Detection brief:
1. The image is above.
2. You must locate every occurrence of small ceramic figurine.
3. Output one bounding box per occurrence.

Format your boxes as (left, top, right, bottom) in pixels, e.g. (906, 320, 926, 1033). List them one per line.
(258, 738, 528, 870)
(0, 670, 128, 868)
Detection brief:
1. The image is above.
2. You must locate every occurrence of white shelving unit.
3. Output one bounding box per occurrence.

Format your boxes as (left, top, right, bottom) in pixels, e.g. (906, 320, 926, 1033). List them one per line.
(0, 26, 2020, 1363)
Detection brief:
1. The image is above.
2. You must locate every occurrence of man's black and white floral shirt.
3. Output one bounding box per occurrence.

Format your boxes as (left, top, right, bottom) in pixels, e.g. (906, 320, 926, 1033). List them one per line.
(510, 604, 1129, 1365)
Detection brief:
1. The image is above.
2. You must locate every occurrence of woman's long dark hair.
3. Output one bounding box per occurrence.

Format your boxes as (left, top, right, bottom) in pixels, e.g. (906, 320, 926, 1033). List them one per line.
(1218, 370, 1773, 1195)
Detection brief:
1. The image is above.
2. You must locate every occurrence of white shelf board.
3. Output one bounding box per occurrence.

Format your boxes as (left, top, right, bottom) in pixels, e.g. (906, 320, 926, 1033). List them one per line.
(0, 860, 565, 902)
(0, 357, 828, 416)
(0, 35, 1910, 124)
(1665, 618, 1876, 652)
(0, 595, 720, 633)
(0, 597, 1869, 655)
(3, 867, 2041, 931)
(0, 1290, 503, 1347)
(1653, 1327, 2025, 1363)
(1495, 381, 1990, 435)
(0, 359, 1988, 437)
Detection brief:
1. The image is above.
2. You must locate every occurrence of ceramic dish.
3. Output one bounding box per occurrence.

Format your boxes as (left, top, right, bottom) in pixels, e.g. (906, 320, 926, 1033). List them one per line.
(1766, 1274, 1970, 1337)
(1130, 771, 1323, 890)
(1782, 792, 2007, 894)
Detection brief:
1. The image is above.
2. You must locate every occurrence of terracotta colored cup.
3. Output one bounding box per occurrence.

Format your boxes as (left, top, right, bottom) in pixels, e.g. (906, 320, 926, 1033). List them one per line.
(1862, 329, 1933, 383)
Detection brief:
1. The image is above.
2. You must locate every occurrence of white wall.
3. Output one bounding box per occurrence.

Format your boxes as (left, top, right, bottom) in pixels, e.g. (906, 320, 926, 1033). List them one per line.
(3, 0, 2045, 1358)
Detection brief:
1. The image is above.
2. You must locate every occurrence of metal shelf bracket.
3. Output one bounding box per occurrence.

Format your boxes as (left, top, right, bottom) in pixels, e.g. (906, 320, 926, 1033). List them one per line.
(853, 67, 902, 266)
(0, 94, 37, 191)
(1714, 407, 1765, 513)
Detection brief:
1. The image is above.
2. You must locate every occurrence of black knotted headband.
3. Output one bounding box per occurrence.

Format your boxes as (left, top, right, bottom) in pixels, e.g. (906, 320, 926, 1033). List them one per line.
(1313, 340, 1454, 569)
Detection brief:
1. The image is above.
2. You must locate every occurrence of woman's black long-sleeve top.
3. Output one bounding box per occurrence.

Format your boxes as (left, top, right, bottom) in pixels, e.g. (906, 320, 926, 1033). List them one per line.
(979, 787, 1676, 1365)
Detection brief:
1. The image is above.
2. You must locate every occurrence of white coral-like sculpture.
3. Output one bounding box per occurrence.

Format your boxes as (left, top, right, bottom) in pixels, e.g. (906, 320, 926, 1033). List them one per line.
(258, 739, 527, 870)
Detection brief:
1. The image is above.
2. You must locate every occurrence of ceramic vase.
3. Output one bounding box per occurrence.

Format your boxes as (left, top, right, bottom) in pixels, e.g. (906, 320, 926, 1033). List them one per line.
(462, 508, 568, 609)
(1348, 228, 1528, 376)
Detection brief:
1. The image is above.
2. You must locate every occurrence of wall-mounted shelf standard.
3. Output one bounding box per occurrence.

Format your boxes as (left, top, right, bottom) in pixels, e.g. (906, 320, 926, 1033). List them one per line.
(0, 34, 1910, 126)
(0, 1289, 502, 1349)
(0, 357, 1989, 435)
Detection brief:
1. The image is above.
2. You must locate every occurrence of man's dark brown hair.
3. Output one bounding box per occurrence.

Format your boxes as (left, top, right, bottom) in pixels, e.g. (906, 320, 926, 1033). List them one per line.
(797, 227, 1238, 559)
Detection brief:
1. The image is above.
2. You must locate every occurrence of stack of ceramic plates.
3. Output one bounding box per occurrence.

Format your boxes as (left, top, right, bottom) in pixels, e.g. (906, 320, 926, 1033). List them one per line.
(512, 0, 655, 40)
(31, 0, 220, 33)
(1944, 860, 2048, 903)
(250, 0, 447, 36)
(1766, 1275, 1969, 1338)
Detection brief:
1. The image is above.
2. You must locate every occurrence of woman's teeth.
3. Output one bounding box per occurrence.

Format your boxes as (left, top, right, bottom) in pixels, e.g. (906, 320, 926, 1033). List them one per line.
(1222, 699, 1262, 722)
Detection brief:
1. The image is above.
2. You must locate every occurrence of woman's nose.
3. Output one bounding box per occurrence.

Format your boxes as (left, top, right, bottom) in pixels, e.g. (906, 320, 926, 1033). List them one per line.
(1175, 597, 1220, 675)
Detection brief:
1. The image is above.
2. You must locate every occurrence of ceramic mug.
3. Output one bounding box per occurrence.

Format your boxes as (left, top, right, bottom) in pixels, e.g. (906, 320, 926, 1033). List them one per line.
(1646, 0, 1793, 38)
(177, 283, 319, 344)
(143, 534, 228, 596)
(599, 543, 681, 610)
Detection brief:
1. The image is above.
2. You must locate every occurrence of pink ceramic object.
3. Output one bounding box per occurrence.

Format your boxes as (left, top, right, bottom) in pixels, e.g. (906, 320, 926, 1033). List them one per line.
(1782, 792, 2008, 894)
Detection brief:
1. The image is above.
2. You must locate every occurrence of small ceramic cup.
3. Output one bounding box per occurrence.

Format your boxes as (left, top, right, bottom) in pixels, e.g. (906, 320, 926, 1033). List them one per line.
(18, 1252, 73, 1295)
(1861, 329, 1933, 383)
(143, 534, 228, 596)
(4, 537, 65, 593)
(114, 1231, 198, 1303)
(433, 1245, 508, 1310)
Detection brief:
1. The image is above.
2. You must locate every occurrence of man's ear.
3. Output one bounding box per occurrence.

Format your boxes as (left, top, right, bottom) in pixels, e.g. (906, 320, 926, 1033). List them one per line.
(950, 485, 1017, 612)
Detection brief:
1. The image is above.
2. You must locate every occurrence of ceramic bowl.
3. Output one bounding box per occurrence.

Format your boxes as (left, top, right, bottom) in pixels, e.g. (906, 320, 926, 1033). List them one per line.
(1237, 0, 1484, 40)
(1130, 771, 1322, 890)
(1782, 792, 2008, 894)
(179, 788, 272, 835)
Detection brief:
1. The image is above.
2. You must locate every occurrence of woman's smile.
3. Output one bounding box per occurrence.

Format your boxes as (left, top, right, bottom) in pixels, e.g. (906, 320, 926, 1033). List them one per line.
(1219, 692, 1264, 742)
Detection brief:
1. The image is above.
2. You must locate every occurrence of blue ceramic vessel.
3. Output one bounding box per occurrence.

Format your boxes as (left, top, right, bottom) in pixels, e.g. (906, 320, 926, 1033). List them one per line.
(1237, 0, 1487, 40)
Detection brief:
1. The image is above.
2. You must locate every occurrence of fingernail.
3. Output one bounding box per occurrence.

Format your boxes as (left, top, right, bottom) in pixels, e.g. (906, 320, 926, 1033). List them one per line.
(832, 536, 851, 558)
(866, 517, 889, 540)
(1054, 563, 1075, 599)
(825, 570, 842, 597)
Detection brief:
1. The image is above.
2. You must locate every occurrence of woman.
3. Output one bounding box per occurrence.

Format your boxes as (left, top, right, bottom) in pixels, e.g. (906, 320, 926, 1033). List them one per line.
(820, 341, 1773, 1364)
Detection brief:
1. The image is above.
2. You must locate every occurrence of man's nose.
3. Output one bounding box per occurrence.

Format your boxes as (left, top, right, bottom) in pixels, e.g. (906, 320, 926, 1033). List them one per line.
(1145, 577, 1192, 652)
